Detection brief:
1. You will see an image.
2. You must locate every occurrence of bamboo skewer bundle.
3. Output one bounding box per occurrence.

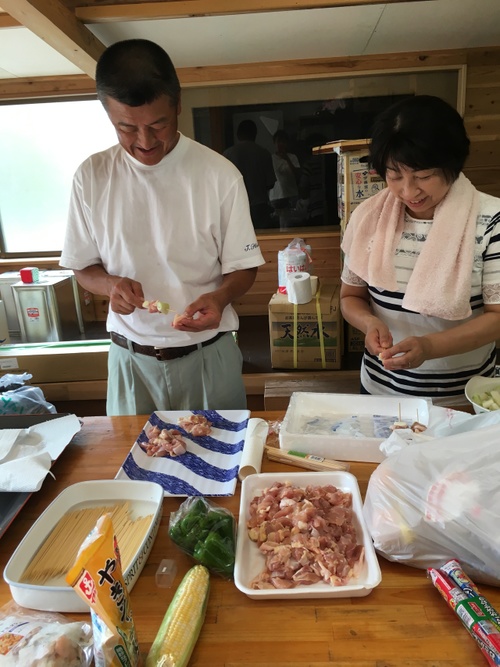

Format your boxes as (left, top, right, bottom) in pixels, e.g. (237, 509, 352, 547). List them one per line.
(21, 502, 153, 584)
(265, 446, 349, 472)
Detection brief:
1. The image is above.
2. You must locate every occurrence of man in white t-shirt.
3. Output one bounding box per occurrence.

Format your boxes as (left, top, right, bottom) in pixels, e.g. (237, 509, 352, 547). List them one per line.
(269, 129, 300, 207)
(60, 39, 265, 415)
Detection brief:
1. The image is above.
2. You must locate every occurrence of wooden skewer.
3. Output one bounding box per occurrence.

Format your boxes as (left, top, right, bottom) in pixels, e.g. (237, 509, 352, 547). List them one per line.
(265, 446, 349, 472)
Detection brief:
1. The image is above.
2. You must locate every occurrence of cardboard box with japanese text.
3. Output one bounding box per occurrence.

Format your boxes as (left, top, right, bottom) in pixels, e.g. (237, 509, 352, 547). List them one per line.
(268, 282, 341, 370)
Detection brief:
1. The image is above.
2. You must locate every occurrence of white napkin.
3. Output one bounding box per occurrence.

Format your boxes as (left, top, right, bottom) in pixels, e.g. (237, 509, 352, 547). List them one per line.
(238, 418, 269, 481)
(0, 414, 81, 492)
(0, 429, 23, 462)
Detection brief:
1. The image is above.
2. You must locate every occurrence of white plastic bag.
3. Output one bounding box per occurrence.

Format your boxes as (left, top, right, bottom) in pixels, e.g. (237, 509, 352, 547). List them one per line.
(0, 373, 56, 415)
(363, 423, 500, 586)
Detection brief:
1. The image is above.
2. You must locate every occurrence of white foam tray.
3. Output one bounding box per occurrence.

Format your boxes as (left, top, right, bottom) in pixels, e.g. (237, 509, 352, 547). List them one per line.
(234, 471, 381, 599)
(279, 392, 431, 463)
(3, 479, 163, 613)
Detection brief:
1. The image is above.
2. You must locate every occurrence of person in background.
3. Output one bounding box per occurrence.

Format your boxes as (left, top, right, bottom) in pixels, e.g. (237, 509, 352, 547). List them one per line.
(269, 129, 301, 225)
(340, 94, 500, 406)
(298, 133, 327, 225)
(223, 119, 276, 230)
(60, 39, 265, 416)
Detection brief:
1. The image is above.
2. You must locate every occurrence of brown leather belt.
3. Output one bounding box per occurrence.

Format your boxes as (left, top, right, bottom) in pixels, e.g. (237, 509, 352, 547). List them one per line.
(110, 331, 227, 361)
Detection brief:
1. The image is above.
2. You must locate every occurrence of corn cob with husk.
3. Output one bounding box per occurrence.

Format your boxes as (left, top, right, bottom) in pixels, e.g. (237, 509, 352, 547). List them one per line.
(145, 564, 210, 667)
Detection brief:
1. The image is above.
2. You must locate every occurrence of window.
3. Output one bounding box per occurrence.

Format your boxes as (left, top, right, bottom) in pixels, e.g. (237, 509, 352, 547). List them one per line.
(0, 98, 117, 256)
(180, 68, 462, 231)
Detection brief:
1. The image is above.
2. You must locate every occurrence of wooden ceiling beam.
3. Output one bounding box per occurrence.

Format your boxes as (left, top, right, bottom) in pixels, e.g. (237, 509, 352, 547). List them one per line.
(73, 0, 432, 23)
(0, 12, 20, 27)
(0, 74, 95, 100)
(0, 46, 468, 101)
(0, 0, 106, 78)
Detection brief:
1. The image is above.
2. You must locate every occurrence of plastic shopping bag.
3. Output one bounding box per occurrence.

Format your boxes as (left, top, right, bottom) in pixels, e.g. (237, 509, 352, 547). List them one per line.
(363, 423, 500, 586)
(0, 373, 56, 415)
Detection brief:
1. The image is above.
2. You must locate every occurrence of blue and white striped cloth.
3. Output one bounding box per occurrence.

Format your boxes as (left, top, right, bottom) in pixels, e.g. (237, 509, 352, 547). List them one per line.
(116, 410, 250, 496)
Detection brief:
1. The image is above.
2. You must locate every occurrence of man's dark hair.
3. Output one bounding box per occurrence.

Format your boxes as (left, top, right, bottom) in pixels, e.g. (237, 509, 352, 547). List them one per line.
(369, 95, 470, 184)
(236, 119, 257, 141)
(95, 39, 181, 108)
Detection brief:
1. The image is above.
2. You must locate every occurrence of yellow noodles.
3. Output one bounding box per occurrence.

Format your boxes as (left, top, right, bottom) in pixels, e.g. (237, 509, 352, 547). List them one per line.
(21, 502, 153, 585)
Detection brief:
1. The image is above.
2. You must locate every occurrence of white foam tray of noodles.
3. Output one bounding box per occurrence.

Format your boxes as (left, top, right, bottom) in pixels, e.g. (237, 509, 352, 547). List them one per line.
(3, 479, 163, 613)
(234, 471, 382, 599)
(280, 392, 431, 463)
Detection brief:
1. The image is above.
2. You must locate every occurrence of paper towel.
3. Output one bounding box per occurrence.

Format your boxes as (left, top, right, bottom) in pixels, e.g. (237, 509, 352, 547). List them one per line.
(238, 418, 268, 481)
(287, 272, 312, 304)
(0, 414, 81, 492)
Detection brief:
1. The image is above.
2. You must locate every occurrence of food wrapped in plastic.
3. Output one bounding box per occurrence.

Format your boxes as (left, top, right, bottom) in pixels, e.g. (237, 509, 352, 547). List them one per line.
(0, 600, 93, 666)
(169, 496, 236, 579)
(363, 424, 500, 586)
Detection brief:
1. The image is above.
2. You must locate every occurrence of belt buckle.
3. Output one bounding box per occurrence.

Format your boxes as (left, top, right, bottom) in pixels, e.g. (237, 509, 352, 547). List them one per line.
(154, 346, 166, 361)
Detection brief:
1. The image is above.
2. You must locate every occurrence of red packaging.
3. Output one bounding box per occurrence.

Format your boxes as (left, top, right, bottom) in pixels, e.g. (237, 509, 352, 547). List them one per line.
(428, 568, 500, 666)
(19, 267, 40, 284)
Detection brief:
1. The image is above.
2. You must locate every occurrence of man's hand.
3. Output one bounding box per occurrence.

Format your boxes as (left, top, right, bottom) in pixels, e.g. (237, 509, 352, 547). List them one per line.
(172, 292, 223, 332)
(108, 277, 144, 315)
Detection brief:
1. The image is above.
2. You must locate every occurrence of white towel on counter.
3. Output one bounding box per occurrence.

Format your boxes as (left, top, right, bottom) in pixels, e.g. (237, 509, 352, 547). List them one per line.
(0, 414, 81, 492)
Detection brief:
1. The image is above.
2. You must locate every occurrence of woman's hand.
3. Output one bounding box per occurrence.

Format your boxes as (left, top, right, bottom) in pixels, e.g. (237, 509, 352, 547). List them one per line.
(365, 320, 393, 357)
(379, 336, 432, 370)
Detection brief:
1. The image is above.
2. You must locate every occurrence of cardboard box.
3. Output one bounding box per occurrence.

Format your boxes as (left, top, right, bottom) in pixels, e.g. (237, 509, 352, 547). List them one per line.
(313, 139, 385, 235)
(0, 341, 109, 384)
(268, 283, 341, 370)
(345, 321, 366, 354)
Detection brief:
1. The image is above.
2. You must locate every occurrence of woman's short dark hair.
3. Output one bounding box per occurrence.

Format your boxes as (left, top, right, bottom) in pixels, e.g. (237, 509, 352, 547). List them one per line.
(369, 95, 470, 183)
(95, 39, 181, 108)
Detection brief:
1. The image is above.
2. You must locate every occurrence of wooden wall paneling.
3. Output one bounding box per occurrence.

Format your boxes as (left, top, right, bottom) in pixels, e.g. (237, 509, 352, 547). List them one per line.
(464, 58, 500, 196)
(465, 65, 500, 87)
(466, 140, 500, 169)
(465, 116, 500, 141)
(233, 230, 340, 315)
(462, 167, 500, 198)
(465, 86, 500, 117)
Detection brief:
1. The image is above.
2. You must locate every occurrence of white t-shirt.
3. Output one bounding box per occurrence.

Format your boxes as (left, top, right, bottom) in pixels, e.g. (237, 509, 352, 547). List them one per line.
(61, 134, 265, 347)
(342, 191, 500, 404)
(270, 153, 300, 201)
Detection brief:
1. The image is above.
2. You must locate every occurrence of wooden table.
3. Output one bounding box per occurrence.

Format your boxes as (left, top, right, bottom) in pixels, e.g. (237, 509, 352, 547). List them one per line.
(1, 412, 498, 667)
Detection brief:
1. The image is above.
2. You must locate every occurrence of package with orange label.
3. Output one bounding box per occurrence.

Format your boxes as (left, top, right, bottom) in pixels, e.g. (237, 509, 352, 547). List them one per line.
(66, 513, 140, 667)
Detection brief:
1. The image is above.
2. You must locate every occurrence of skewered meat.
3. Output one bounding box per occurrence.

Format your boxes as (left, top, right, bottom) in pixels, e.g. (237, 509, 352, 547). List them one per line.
(143, 300, 170, 314)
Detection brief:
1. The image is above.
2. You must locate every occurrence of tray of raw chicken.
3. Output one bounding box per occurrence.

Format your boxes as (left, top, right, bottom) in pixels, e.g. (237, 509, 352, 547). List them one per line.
(234, 471, 382, 599)
(116, 410, 250, 496)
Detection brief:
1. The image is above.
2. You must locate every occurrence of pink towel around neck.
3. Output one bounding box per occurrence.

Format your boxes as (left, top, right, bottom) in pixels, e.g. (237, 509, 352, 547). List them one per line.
(341, 172, 479, 320)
